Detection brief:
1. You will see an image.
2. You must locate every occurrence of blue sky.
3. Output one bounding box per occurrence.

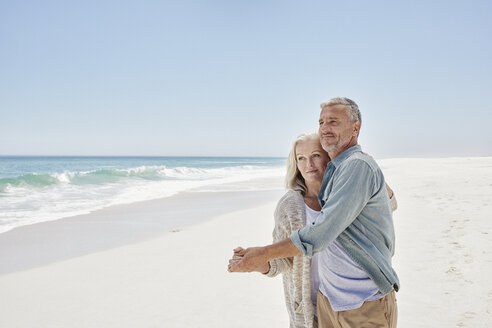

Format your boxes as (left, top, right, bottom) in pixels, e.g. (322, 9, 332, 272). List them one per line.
(1, 0, 491, 158)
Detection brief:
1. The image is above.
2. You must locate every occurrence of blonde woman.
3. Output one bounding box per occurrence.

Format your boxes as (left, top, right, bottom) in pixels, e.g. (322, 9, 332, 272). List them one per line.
(231, 132, 396, 328)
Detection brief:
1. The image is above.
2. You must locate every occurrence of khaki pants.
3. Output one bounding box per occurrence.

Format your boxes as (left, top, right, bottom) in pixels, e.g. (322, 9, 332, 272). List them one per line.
(317, 290, 398, 328)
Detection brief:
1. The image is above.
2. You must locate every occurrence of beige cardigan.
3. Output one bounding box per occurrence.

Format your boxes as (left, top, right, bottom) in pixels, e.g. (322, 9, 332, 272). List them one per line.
(266, 190, 398, 328)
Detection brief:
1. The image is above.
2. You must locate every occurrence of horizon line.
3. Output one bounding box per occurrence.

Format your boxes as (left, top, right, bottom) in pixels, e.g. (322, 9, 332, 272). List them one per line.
(0, 154, 287, 158)
(1, 154, 491, 160)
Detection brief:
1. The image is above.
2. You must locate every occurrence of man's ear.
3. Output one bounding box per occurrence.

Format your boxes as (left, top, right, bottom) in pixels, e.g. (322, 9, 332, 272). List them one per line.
(353, 121, 361, 136)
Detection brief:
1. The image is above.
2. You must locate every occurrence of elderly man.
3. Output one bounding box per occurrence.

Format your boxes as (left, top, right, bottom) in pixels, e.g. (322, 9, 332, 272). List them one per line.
(229, 97, 399, 328)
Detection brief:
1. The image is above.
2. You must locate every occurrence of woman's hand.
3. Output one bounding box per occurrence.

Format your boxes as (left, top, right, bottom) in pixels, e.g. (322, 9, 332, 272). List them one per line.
(362, 152, 394, 199)
(385, 183, 394, 199)
(228, 246, 270, 274)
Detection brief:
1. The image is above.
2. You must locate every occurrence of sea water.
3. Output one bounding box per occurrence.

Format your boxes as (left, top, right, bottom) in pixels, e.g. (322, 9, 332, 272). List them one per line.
(0, 156, 285, 234)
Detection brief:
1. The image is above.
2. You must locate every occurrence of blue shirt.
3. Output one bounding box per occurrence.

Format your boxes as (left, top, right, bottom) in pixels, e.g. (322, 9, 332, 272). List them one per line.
(290, 145, 400, 296)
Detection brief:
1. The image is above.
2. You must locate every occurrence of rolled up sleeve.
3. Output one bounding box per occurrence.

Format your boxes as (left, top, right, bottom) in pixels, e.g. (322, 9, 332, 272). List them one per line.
(290, 229, 314, 257)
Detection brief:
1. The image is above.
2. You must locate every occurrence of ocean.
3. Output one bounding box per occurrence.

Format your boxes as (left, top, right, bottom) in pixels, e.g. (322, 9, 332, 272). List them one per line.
(0, 156, 286, 234)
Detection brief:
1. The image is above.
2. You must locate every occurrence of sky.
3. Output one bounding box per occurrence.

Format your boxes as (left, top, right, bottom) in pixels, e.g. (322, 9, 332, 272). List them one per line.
(1, 0, 491, 158)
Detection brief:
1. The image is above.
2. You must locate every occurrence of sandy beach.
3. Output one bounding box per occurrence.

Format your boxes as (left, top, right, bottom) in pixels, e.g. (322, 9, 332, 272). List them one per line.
(1, 157, 491, 327)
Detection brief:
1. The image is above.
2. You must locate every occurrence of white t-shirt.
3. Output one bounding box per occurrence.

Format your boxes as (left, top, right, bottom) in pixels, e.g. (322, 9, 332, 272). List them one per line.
(306, 204, 383, 312)
(304, 204, 321, 311)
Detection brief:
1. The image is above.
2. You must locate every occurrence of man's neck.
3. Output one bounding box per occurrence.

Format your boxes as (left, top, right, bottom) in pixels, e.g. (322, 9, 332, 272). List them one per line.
(328, 140, 358, 160)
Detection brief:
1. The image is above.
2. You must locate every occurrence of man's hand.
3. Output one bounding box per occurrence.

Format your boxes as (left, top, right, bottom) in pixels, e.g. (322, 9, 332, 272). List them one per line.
(228, 246, 270, 273)
(228, 239, 301, 273)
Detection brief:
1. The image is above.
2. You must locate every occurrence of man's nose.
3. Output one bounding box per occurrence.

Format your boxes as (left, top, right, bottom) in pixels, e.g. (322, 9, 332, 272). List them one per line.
(319, 123, 331, 133)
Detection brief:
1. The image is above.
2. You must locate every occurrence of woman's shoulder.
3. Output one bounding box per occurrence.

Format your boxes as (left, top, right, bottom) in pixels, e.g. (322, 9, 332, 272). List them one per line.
(277, 189, 305, 210)
(274, 190, 306, 225)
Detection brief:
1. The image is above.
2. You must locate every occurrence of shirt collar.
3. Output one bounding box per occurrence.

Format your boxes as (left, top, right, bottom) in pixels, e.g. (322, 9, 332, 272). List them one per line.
(330, 144, 362, 168)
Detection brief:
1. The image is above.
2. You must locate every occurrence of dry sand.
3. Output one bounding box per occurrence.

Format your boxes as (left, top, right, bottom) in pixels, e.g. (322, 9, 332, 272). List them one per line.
(0, 157, 491, 327)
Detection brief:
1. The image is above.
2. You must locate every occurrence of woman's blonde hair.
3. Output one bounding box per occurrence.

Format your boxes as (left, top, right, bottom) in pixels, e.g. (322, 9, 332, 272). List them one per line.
(285, 132, 323, 195)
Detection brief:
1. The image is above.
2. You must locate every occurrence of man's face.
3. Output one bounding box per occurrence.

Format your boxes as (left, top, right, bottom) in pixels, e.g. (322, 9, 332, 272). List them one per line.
(318, 104, 360, 153)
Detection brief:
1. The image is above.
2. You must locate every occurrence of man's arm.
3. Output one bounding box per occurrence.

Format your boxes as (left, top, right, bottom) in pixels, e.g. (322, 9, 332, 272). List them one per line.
(228, 239, 301, 273)
(291, 159, 376, 257)
(229, 158, 377, 272)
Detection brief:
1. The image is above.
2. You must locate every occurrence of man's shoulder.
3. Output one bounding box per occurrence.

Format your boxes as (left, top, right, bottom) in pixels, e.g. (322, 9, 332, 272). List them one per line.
(339, 151, 381, 174)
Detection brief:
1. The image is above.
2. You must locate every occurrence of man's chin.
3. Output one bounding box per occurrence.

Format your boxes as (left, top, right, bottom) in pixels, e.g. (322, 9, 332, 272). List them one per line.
(321, 143, 337, 153)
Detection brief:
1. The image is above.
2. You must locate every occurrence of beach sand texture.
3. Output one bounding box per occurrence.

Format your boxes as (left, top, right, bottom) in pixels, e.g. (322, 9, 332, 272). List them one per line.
(0, 157, 491, 327)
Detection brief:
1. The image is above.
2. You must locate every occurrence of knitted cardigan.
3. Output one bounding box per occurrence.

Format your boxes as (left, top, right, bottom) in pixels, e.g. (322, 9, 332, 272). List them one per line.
(266, 190, 398, 328)
(266, 190, 316, 328)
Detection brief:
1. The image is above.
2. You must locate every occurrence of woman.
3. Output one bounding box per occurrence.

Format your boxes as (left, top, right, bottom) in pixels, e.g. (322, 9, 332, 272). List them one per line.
(232, 132, 397, 328)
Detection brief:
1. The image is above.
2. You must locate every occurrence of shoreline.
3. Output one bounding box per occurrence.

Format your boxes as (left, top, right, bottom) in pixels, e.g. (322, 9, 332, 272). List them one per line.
(1, 158, 491, 327)
(0, 177, 284, 275)
(0, 198, 290, 328)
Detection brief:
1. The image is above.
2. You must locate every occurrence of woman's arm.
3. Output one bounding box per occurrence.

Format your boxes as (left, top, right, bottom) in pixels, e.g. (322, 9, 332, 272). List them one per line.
(228, 196, 296, 275)
(264, 196, 302, 277)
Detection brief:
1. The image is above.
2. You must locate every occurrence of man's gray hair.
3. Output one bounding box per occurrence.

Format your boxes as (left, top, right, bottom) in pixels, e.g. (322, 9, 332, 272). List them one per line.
(320, 97, 361, 123)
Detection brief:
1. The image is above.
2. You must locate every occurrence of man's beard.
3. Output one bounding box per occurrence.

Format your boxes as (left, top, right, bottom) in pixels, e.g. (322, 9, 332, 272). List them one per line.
(322, 134, 353, 154)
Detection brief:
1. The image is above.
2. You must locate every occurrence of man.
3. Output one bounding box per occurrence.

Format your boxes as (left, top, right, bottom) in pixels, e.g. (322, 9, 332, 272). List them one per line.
(228, 97, 399, 328)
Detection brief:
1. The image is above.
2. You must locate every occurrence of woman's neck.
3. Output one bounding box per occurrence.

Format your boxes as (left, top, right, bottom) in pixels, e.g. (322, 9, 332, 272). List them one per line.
(304, 181, 322, 211)
(305, 181, 321, 198)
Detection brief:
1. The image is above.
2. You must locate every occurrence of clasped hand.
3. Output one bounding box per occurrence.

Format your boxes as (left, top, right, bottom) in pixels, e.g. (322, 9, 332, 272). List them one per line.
(227, 246, 270, 274)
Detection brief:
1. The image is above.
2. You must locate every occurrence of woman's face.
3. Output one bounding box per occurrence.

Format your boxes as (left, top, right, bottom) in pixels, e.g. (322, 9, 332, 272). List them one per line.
(295, 137, 330, 184)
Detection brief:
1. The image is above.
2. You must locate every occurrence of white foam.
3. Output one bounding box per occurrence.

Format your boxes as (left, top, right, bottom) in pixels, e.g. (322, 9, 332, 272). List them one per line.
(0, 165, 285, 234)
